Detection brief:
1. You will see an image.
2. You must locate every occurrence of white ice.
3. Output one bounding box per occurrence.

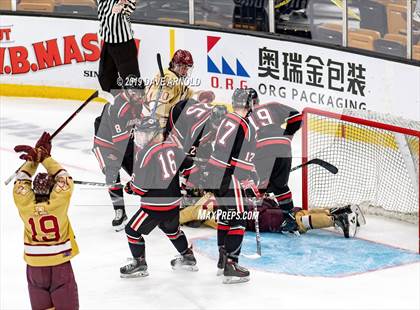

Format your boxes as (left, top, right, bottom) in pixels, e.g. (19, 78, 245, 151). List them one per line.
(1, 97, 419, 310)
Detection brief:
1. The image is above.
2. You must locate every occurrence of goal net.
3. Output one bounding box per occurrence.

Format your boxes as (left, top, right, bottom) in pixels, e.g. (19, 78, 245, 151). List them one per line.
(301, 108, 419, 251)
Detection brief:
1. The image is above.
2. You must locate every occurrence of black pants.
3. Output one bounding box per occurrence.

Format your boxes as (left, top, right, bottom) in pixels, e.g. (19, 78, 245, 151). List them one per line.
(125, 208, 189, 258)
(98, 39, 141, 94)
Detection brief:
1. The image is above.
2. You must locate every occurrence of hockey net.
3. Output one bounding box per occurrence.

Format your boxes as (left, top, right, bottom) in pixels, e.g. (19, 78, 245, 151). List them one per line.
(301, 108, 420, 251)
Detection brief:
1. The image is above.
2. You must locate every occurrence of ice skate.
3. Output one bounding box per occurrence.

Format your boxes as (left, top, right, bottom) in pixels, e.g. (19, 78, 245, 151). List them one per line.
(216, 246, 226, 276)
(112, 209, 127, 232)
(333, 212, 351, 238)
(171, 247, 199, 272)
(120, 257, 148, 278)
(223, 258, 250, 284)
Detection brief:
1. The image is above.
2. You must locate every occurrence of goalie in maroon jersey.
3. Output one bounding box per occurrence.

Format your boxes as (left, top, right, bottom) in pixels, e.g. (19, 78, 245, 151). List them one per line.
(205, 88, 259, 284)
(120, 117, 199, 278)
(92, 77, 145, 231)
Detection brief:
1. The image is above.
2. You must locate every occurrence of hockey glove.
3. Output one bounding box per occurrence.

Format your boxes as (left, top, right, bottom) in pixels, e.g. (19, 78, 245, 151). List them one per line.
(124, 182, 134, 195)
(35, 132, 51, 161)
(198, 90, 216, 104)
(240, 179, 262, 200)
(14, 145, 41, 162)
(280, 211, 300, 235)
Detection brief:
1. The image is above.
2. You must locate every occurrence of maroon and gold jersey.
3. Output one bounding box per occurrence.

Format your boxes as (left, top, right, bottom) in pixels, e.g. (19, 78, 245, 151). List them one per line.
(13, 157, 79, 267)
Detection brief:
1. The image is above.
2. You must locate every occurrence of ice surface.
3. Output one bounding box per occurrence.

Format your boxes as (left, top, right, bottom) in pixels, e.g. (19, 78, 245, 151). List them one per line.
(1, 97, 419, 310)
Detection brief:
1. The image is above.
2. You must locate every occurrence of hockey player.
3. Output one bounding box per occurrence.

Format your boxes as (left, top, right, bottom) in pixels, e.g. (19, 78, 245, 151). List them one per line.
(120, 118, 199, 278)
(205, 88, 259, 284)
(145, 49, 214, 128)
(93, 80, 145, 231)
(180, 197, 364, 238)
(13, 132, 79, 309)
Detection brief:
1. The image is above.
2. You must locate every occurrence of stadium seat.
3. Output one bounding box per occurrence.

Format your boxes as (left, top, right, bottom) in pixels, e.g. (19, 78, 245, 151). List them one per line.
(352, 28, 381, 40)
(386, 3, 406, 34)
(314, 24, 342, 45)
(374, 38, 406, 57)
(17, 0, 55, 12)
(357, 0, 388, 36)
(384, 33, 407, 45)
(0, 0, 12, 10)
(55, 0, 96, 15)
(157, 17, 187, 24)
(195, 20, 222, 28)
(348, 32, 376, 51)
(413, 45, 420, 61)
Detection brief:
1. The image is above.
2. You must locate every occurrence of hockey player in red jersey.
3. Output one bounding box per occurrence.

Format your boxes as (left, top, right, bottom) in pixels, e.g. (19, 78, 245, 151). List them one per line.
(205, 88, 259, 284)
(93, 78, 145, 231)
(120, 118, 199, 278)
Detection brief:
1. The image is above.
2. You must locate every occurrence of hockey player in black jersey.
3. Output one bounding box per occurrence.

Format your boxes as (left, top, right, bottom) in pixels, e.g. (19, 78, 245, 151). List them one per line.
(205, 88, 259, 284)
(120, 118, 199, 278)
(93, 79, 145, 231)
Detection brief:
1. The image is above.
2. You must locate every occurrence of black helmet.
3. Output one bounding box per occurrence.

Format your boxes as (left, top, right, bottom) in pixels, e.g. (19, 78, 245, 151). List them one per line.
(209, 105, 228, 129)
(122, 74, 146, 103)
(232, 88, 259, 110)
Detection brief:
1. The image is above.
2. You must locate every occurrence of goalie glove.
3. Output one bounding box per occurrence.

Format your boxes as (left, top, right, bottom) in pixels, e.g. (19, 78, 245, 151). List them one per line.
(240, 179, 262, 200)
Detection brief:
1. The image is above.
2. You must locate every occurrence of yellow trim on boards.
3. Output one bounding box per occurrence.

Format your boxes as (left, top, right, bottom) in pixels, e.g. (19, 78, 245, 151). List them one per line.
(170, 29, 176, 59)
(0, 84, 107, 103)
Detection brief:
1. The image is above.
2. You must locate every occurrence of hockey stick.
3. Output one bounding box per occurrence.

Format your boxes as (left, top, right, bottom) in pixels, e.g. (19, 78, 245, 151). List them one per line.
(242, 195, 262, 260)
(4, 90, 100, 186)
(149, 53, 165, 120)
(74, 180, 107, 187)
(290, 158, 338, 174)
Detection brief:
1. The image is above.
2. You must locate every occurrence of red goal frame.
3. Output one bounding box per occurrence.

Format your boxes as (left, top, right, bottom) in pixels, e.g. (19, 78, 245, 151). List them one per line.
(301, 107, 420, 253)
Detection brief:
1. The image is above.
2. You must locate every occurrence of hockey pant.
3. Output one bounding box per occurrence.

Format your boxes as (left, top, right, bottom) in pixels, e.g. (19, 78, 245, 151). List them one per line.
(179, 192, 218, 229)
(214, 176, 248, 262)
(294, 209, 334, 233)
(98, 39, 141, 95)
(125, 209, 189, 258)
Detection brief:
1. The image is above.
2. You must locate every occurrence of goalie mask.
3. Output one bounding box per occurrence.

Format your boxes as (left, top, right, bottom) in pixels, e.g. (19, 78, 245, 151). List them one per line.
(134, 117, 162, 148)
(33, 173, 54, 196)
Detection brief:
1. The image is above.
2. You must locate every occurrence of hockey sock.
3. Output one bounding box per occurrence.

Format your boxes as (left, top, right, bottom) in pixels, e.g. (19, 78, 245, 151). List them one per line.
(108, 185, 125, 211)
(127, 235, 145, 258)
(165, 228, 189, 254)
(217, 222, 229, 247)
(225, 227, 245, 261)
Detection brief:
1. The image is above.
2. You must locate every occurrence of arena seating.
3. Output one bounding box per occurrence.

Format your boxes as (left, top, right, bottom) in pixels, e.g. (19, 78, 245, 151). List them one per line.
(0, 0, 11, 10)
(17, 0, 55, 12)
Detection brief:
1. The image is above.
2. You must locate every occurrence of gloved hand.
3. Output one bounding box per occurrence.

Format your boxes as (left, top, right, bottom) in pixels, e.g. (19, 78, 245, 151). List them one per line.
(240, 179, 262, 199)
(280, 211, 300, 235)
(198, 90, 216, 104)
(35, 132, 51, 161)
(104, 166, 120, 185)
(124, 182, 134, 195)
(14, 145, 39, 162)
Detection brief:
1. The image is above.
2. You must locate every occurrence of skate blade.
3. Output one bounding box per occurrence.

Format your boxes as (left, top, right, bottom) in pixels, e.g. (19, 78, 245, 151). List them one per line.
(216, 268, 224, 276)
(172, 264, 199, 272)
(120, 270, 149, 278)
(222, 276, 250, 284)
(113, 220, 128, 232)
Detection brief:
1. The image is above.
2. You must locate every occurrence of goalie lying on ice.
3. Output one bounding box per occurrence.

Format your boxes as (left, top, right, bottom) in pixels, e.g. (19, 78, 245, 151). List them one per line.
(180, 193, 365, 238)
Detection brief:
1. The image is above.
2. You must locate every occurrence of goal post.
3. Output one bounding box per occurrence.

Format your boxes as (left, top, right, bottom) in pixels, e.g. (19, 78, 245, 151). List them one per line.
(301, 107, 420, 253)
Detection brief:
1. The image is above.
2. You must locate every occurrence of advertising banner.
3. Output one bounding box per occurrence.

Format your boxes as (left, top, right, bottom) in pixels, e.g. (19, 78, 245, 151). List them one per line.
(0, 15, 419, 121)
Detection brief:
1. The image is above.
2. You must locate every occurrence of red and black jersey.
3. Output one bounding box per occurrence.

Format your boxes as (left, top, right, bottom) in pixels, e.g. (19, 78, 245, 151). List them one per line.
(166, 99, 214, 156)
(130, 139, 198, 214)
(206, 112, 256, 191)
(250, 102, 302, 138)
(93, 92, 142, 170)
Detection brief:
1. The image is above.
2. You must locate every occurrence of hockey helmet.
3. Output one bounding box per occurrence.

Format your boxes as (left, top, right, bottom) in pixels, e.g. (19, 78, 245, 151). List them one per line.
(209, 105, 228, 129)
(122, 74, 146, 105)
(134, 117, 162, 147)
(232, 88, 259, 111)
(33, 173, 54, 196)
(170, 50, 194, 77)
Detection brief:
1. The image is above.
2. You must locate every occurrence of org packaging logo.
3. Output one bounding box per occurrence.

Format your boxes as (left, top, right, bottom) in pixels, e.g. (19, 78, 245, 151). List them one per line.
(207, 36, 249, 90)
